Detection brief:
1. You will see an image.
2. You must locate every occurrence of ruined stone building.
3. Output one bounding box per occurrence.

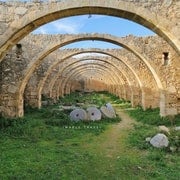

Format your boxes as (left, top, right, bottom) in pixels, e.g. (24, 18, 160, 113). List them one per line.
(0, 0, 179, 118)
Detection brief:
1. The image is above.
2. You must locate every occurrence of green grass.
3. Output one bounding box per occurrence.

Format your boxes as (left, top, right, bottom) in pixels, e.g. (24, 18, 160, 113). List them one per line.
(126, 105, 179, 161)
(126, 106, 180, 126)
(125, 106, 180, 179)
(58, 91, 107, 107)
(0, 92, 179, 179)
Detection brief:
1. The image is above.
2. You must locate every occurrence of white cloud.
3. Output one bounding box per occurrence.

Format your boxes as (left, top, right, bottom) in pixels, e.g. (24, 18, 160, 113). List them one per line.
(51, 20, 80, 34)
(33, 26, 48, 34)
(32, 15, 105, 34)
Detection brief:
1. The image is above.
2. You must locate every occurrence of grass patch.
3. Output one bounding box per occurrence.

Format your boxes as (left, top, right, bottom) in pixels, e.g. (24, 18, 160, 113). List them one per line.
(0, 92, 179, 179)
(126, 106, 180, 126)
(125, 107, 180, 179)
(126, 105, 180, 168)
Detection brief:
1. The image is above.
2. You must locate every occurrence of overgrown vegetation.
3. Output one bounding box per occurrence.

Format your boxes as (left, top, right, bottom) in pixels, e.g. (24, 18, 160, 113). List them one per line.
(58, 91, 109, 107)
(0, 92, 179, 179)
(126, 105, 180, 157)
(0, 92, 121, 141)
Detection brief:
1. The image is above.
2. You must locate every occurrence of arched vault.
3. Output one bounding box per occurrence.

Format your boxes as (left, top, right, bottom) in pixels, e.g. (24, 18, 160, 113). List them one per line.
(51, 59, 127, 95)
(0, 0, 179, 60)
(43, 57, 137, 98)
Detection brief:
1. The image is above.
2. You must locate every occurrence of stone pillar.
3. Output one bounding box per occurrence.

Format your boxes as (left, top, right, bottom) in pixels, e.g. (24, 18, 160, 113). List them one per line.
(64, 83, 71, 95)
(0, 95, 22, 118)
(115, 85, 120, 97)
(131, 86, 141, 107)
(24, 90, 39, 108)
(121, 85, 126, 100)
(24, 77, 40, 108)
(123, 84, 130, 101)
(117, 85, 124, 99)
(160, 89, 178, 117)
(141, 87, 159, 110)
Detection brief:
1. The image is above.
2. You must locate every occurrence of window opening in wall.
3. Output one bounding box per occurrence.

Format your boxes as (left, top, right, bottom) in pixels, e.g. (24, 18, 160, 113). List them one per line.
(16, 44, 22, 59)
(16, 44, 22, 49)
(163, 52, 169, 65)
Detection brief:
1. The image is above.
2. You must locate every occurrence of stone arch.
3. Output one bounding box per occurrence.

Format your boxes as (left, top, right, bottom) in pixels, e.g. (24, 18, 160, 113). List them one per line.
(47, 58, 126, 97)
(18, 34, 163, 96)
(35, 50, 142, 108)
(13, 33, 162, 118)
(59, 65, 121, 97)
(23, 46, 158, 116)
(63, 69, 112, 95)
(0, 0, 179, 60)
(38, 59, 124, 100)
(47, 57, 137, 105)
(37, 49, 142, 99)
(64, 70, 111, 95)
(51, 59, 129, 98)
(31, 55, 126, 108)
(1, 42, 159, 118)
(58, 62, 130, 98)
(61, 68, 116, 96)
(0, 1, 179, 118)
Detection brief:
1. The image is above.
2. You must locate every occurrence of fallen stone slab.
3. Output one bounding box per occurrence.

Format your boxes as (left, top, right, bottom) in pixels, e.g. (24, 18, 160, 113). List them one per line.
(70, 109, 87, 122)
(100, 106, 116, 118)
(87, 107, 102, 121)
(61, 106, 76, 110)
(106, 103, 116, 117)
(150, 133, 169, 148)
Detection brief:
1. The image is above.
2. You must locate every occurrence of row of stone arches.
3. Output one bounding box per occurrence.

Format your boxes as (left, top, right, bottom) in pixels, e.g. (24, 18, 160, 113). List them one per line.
(0, 34, 179, 117)
(44, 57, 137, 104)
(0, 0, 179, 118)
(16, 35, 161, 115)
(0, 34, 179, 116)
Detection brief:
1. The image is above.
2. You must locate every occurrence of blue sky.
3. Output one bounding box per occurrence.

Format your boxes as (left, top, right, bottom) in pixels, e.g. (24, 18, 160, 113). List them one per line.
(33, 15, 155, 49)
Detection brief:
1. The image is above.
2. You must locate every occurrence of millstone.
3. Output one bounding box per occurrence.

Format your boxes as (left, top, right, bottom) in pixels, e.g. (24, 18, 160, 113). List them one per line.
(87, 107, 102, 121)
(106, 103, 116, 117)
(100, 106, 116, 118)
(70, 109, 87, 122)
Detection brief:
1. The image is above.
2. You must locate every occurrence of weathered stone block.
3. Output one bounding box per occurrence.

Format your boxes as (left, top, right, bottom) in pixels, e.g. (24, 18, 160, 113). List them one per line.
(15, 7, 28, 16)
(166, 108, 178, 115)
